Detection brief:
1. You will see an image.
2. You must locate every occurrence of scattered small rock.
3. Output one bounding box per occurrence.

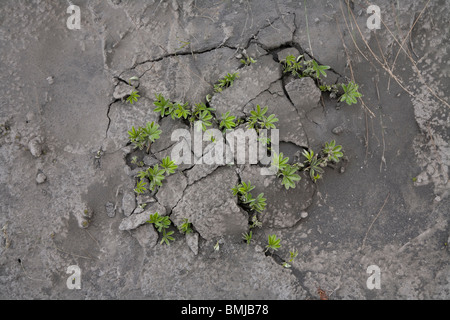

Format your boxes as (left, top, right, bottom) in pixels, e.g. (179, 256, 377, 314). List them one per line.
(332, 126, 344, 135)
(29, 137, 43, 158)
(143, 156, 159, 167)
(186, 232, 199, 256)
(122, 190, 136, 217)
(105, 202, 116, 218)
(300, 211, 308, 219)
(46, 76, 54, 85)
(255, 245, 264, 253)
(36, 172, 47, 184)
(434, 196, 441, 202)
(132, 223, 158, 248)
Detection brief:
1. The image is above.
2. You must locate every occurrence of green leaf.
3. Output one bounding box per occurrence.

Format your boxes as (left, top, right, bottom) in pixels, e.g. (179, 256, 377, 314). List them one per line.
(161, 156, 178, 175)
(266, 234, 282, 252)
(127, 90, 140, 104)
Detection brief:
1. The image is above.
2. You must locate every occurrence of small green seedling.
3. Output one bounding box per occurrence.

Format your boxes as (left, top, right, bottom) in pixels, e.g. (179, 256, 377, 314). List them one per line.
(240, 56, 257, 66)
(178, 218, 193, 235)
(172, 102, 191, 120)
(340, 81, 362, 105)
(280, 165, 301, 190)
(247, 105, 279, 130)
(161, 156, 178, 175)
(134, 180, 147, 195)
(161, 229, 175, 246)
(281, 54, 304, 77)
(153, 94, 174, 117)
(303, 59, 330, 79)
(214, 72, 239, 93)
(219, 111, 237, 131)
(128, 122, 162, 153)
(131, 156, 144, 167)
(323, 140, 343, 163)
(146, 164, 166, 191)
(302, 149, 325, 182)
(266, 234, 282, 252)
(249, 215, 263, 229)
(127, 90, 140, 104)
(147, 212, 171, 232)
(242, 231, 253, 245)
(283, 248, 299, 268)
(232, 181, 267, 214)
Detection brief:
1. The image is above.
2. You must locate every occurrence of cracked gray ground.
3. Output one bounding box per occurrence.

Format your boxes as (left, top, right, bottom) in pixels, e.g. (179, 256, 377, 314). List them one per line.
(0, 0, 448, 299)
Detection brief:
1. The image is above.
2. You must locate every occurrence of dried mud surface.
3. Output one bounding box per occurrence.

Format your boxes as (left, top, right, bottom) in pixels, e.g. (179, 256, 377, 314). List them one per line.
(0, 0, 448, 299)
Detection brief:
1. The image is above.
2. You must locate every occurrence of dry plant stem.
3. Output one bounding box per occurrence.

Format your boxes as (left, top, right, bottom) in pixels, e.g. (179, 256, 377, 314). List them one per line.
(347, 0, 450, 109)
(361, 192, 390, 250)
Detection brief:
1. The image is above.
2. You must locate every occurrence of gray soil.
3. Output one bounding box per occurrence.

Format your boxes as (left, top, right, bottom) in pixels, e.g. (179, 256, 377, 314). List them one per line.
(0, 0, 448, 299)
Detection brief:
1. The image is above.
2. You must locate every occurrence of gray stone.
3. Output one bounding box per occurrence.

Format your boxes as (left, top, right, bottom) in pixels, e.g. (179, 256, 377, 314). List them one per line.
(301, 211, 308, 219)
(277, 47, 301, 63)
(122, 190, 136, 217)
(240, 165, 315, 228)
(156, 172, 187, 211)
(105, 202, 116, 218)
(131, 223, 159, 249)
(36, 172, 47, 184)
(243, 82, 309, 148)
(136, 194, 156, 205)
(172, 167, 248, 240)
(143, 155, 159, 167)
(257, 14, 296, 49)
(332, 126, 345, 135)
(113, 82, 134, 100)
(28, 137, 42, 158)
(285, 77, 321, 116)
(119, 202, 167, 231)
(186, 232, 199, 256)
(210, 55, 282, 118)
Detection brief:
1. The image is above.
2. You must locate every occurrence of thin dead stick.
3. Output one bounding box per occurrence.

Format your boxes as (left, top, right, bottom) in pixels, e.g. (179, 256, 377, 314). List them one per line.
(19, 259, 48, 282)
(361, 193, 390, 250)
(354, 0, 450, 109)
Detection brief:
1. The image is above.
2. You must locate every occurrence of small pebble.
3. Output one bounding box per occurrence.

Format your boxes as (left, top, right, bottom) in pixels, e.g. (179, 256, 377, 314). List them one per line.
(36, 172, 47, 184)
(46, 76, 54, 85)
(300, 211, 308, 219)
(106, 202, 116, 218)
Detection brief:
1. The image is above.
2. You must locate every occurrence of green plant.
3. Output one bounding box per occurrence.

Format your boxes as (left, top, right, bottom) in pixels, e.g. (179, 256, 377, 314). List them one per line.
(303, 59, 330, 79)
(242, 231, 253, 245)
(127, 90, 140, 104)
(240, 56, 257, 66)
(128, 122, 162, 153)
(323, 140, 343, 163)
(134, 180, 147, 195)
(195, 110, 213, 132)
(147, 212, 171, 232)
(340, 81, 362, 105)
(153, 94, 174, 117)
(146, 164, 166, 191)
(266, 234, 282, 252)
(283, 248, 299, 268)
(161, 229, 175, 246)
(232, 181, 267, 214)
(271, 152, 289, 172)
(161, 156, 178, 175)
(131, 156, 144, 167)
(178, 218, 193, 235)
(214, 72, 239, 93)
(281, 54, 304, 77)
(302, 149, 325, 182)
(247, 105, 279, 130)
(172, 102, 191, 120)
(249, 215, 263, 229)
(280, 164, 301, 190)
(219, 111, 237, 131)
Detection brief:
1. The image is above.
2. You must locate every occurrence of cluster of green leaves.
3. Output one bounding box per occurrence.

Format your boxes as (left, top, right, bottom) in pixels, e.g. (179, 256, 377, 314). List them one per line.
(281, 55, 362, 105)
(247, 105, 279, 131)
(271, 152, 301, 190)
(240, 56, 257, 66)
(340, 81, 362, 105)
(266, 234, 282, 252)
(178, 218, 193, 235)
(281, 54, 330, 80)
(214, 72, 239, 93)
(191, 103, 215, 132)
(232, 181, 267, 214)
(128, 122, 161, 153)
(153, 94, 192, 120)
(131, 156, 144, 167)
(135, 156, 178, 194)
(270, 141, 344, 186)
(283, 249, 299, 268)
(242, 231, 253, 245)
(126, 77, 141, 104)
(147, 213, 175, 246)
